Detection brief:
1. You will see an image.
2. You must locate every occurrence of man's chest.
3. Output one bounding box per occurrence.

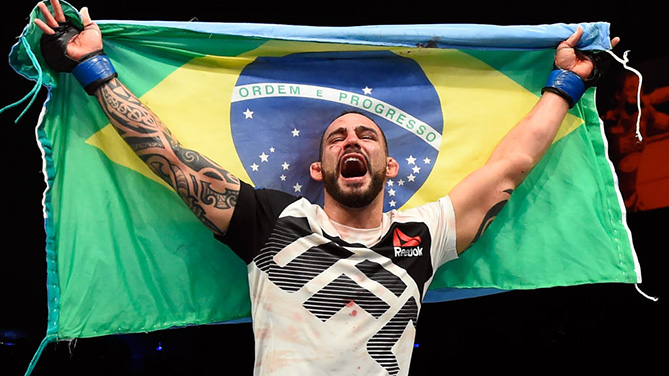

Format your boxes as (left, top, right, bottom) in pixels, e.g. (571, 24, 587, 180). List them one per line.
(253, 215, 436, 305)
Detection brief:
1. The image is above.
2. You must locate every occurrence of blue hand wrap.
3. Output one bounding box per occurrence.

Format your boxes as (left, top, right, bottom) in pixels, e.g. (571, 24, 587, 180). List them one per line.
(541, 69, 586, 108)
(71, 54, 118, 95)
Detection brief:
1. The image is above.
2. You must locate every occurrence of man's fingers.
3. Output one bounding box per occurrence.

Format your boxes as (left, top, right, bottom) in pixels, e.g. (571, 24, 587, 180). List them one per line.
(80, 7, 92, 26)
(50, 0, 66, 23)
(37, 2, 59, 29)
(611, 37, 621, 49)
(36, 1, 66, 28)
(34, 18, 55, 35)
(563, 25, 584, 49)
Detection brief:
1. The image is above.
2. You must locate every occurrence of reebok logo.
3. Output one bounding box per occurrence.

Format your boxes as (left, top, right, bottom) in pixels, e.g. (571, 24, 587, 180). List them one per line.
(393, 228, 423, 257)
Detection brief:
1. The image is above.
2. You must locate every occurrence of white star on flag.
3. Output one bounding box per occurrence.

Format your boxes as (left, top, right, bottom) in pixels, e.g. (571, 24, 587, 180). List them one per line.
(243, 108, 254, 119)
(259, 152, 269, 162)
(281, 162, 290, 170)
(362, 86, 373, 95)
(293, 182, 302, 192)
(250, 163, 259, 172)
(291, 128, 300, 137)
(406, 155, 416, 165)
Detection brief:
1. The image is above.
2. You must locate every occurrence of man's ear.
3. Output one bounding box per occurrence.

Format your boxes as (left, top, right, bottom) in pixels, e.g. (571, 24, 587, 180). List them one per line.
(386, 157, 399, 178)
(310, 161, 324, 181)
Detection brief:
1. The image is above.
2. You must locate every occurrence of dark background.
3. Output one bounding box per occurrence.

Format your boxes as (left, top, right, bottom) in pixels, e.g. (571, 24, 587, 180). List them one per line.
(2, 1, 666, 375)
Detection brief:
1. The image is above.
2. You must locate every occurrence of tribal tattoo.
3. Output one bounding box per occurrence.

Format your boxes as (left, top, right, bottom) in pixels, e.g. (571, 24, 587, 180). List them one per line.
(96, 79, 239, 235)
(468, 188, 514, 249)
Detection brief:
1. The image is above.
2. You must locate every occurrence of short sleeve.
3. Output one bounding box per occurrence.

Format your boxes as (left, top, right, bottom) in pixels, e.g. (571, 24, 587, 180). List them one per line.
(215, 181, 299, 264)
(401, 195, 458, 268)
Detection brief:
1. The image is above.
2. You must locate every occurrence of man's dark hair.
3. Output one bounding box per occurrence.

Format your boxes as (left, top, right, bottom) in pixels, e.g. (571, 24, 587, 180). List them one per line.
(318, 110, 388, 161)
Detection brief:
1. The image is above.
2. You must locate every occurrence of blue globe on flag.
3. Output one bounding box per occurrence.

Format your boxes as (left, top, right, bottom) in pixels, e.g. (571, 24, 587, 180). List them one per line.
(230, 50, 444, 211)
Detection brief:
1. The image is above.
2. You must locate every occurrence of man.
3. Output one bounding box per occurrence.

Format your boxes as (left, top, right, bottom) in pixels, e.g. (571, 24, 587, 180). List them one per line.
(35, 0, 619, 374)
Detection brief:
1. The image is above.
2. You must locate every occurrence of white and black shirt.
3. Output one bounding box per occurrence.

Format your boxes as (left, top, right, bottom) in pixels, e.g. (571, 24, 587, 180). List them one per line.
(217, 181, 458, 376)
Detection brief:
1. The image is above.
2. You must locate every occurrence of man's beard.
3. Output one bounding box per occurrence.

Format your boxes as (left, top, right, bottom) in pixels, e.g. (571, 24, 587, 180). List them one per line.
(322, 165, 386, 208)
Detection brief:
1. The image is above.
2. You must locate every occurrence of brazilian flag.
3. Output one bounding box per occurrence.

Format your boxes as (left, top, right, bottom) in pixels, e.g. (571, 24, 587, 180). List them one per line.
(5, 1, 640, 371)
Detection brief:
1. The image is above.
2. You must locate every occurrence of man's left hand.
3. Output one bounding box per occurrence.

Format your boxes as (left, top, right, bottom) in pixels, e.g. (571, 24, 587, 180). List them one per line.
(554, 26, 620, 79)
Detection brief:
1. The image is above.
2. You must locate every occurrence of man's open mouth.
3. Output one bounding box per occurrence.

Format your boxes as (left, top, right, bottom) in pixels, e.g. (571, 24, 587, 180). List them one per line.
(340, 154, 368, 178)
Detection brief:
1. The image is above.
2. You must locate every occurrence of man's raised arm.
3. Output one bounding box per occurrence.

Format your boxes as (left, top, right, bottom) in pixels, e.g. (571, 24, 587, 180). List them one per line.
(35, 0, 240, 235)
(448, 27, 620, 254)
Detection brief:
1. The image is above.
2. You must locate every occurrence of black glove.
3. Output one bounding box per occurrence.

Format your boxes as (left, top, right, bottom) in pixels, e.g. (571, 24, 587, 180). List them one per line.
(40, 19, 94, 72)
(575, 49, 613, 88)
(39, 17, 116, 95)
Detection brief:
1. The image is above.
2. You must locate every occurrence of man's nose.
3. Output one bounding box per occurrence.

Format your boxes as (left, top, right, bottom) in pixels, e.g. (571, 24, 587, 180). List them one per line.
(343, 131, 361, 148)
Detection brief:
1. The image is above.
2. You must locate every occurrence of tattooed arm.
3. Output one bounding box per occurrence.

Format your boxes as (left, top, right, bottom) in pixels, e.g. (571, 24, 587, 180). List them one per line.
(95, 78, 240, 235)
(448, 27, 619, 254)
(35, 0, 240, 235)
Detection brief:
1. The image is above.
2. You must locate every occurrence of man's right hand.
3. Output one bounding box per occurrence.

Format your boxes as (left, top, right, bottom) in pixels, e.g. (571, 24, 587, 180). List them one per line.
(33, 1, 241, 236)
(34, 0, 102, 63)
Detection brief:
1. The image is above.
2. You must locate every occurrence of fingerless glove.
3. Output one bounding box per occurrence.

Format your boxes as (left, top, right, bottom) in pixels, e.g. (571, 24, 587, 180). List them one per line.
(40, 18, 117, 95)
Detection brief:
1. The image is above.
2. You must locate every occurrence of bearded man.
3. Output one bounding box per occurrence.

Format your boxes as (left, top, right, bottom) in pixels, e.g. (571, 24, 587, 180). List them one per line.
(34, 0, 619, 374)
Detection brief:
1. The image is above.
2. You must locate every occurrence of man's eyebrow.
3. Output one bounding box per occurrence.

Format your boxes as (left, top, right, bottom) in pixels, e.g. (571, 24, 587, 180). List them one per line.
(326, 125, 379, 140)
(325, 127, 347, 142)
(355, 125, 379, 136)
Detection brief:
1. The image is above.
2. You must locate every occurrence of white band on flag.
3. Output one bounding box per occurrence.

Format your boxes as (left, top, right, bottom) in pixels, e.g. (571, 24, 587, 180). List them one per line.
(232, 83, 442, 150)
